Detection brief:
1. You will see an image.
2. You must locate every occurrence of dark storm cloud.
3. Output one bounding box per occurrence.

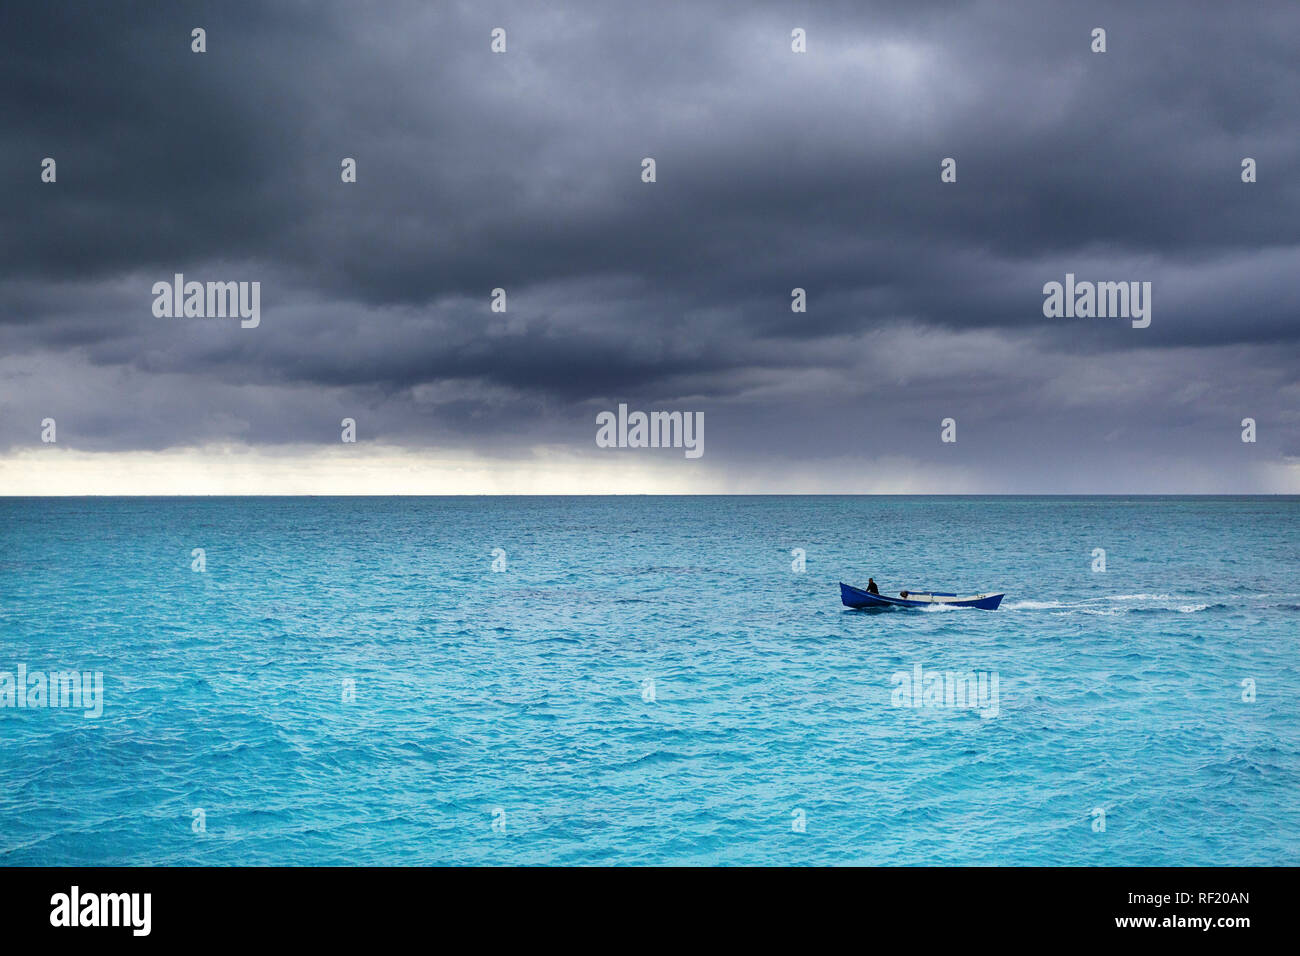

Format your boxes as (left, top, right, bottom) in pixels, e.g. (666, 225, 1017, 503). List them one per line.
(0, 0, 1297, 482)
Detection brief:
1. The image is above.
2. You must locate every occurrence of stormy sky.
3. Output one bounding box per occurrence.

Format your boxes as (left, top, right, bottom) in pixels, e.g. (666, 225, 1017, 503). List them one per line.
(1, 0, 1297, 493)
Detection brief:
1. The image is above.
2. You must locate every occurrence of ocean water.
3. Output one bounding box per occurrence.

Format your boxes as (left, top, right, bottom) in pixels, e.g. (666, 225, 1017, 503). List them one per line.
(1, 495, 1297, 866)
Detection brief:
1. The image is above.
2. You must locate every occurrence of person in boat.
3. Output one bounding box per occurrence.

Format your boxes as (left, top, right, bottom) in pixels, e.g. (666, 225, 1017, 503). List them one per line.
(899, 590, 909, 598)
(867, 578, 879, 595)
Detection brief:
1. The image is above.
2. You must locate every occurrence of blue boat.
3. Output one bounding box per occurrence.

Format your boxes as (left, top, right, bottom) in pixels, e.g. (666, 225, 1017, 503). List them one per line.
(840, 582, 1005, 611)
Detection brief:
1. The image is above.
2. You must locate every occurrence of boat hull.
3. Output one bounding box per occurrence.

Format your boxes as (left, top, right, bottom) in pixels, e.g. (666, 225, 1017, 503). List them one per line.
(840, 582, 1004, 610)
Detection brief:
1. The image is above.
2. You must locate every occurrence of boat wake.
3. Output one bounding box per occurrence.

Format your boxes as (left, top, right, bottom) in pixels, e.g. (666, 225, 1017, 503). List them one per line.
(1002, 599, 1077, 611)
(1004, 594, 1224, 615)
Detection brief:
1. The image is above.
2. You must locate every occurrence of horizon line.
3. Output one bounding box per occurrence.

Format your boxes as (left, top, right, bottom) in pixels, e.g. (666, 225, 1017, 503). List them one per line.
(3, 493, 1297, 499)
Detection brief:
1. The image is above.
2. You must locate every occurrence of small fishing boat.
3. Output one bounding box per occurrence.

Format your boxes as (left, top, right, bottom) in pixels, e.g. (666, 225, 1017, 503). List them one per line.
(840, 582, 1004, 610)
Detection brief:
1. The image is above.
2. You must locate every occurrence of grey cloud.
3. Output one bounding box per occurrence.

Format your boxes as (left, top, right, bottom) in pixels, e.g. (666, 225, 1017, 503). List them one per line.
(0, 0, 1297, 489)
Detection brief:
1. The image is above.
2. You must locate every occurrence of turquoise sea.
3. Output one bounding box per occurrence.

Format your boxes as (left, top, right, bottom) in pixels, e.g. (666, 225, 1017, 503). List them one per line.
(1, 496, 1297, 865)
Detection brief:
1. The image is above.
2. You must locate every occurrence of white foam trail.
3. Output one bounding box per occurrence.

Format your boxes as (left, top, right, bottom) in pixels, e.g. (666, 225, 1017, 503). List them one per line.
(1010, 593, 1212, 615)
